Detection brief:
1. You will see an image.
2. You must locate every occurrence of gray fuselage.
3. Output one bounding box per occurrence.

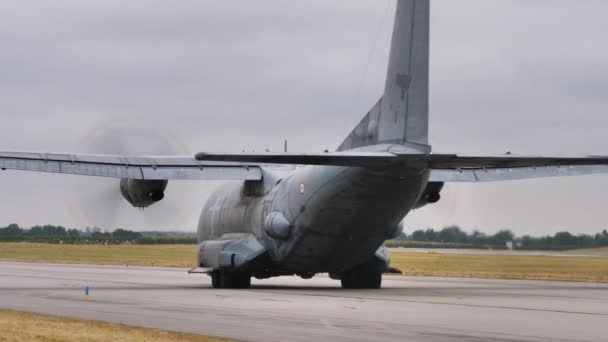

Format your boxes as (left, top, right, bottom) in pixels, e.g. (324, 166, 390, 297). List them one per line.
(197, 145, 429, 274)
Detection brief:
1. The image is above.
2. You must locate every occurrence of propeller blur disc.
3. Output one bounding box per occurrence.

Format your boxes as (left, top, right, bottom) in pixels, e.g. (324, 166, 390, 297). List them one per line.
(62, 120, 198, 231)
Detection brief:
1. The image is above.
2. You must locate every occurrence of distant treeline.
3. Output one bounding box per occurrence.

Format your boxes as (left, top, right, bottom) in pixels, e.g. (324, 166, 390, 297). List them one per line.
(394, 226, 608, 251)
(0, 224, 197, 244)
(2, 223, 608, 250)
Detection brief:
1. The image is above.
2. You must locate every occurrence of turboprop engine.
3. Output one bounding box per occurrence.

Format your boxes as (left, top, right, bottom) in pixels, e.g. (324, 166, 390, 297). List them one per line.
(414, 181, 444, 209)
(120, 179, 168, 208)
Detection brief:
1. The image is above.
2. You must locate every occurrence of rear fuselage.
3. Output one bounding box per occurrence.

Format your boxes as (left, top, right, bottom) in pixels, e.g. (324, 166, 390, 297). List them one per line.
(198, 149, 429, 274)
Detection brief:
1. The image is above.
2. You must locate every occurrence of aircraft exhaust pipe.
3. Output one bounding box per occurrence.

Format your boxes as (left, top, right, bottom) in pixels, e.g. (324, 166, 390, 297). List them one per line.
(426, 192, 440, 204)
(413, 182, 444, 209)
(148, 191, 165, 202)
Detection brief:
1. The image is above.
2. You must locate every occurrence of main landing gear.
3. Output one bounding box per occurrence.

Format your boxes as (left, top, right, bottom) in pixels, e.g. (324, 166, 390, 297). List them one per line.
(340, 269, 382, 289)
(210, 271, 251, 289)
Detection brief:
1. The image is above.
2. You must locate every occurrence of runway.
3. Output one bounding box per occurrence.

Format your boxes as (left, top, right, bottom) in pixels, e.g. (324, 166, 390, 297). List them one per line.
(0, 262, 607, 342)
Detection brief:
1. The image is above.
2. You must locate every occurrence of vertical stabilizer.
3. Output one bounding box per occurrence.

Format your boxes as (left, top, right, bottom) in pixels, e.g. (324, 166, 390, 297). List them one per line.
(338, 0, 430, 151)
(380, 0, 429, 146)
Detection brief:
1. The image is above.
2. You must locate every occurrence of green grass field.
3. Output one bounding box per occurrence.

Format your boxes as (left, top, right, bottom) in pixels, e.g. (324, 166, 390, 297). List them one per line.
(1, 243, 608, 282)
(391, 251, 608, 282)
(384, 240, 485, 249)
(0, 309, 230, 342)
(567, 247, 608, 256)
(0, 243, 197, 267)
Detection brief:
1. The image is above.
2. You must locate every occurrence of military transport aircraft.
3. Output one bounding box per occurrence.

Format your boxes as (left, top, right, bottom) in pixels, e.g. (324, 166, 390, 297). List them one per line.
(2, 0, 608, 288)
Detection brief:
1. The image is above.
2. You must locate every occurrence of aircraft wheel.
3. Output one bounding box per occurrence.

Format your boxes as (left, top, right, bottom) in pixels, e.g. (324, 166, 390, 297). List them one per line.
(211, 272, 221, 288)
(341, 271, 382, 289)
(215, 272, 251, 289)
(235, 275, 251, 289)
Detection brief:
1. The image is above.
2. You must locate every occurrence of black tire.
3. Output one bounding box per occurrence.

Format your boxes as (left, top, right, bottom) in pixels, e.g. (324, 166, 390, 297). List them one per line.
(211, 272, 221, 288)
(214, 272, 251, 289)
(219, 272, 235, 288)
(235, 275, 251, 289)
(341, 271, 382, 289)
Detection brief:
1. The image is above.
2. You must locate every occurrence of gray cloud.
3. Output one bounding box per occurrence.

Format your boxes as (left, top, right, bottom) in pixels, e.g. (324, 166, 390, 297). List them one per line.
(1, 0, 607, 235)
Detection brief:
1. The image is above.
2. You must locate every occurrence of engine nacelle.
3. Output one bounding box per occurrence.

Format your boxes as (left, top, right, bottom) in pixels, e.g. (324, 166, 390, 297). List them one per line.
(120, 179, 168, 208)
(414, 181, 444, 209)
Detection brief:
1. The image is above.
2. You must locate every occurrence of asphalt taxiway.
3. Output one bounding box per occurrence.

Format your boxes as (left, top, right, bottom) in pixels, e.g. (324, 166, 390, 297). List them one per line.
(0, 261, 606, 342)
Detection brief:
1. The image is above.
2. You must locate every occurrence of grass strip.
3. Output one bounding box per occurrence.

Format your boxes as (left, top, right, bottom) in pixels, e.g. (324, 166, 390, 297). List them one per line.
(0, 243, 196, 267)
(0, 309, 230, 342)
(390, 251, 608, 282)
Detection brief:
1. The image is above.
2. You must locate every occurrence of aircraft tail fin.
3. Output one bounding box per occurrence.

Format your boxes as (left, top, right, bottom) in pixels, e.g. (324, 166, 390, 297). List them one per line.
(338, 0, 430, 151)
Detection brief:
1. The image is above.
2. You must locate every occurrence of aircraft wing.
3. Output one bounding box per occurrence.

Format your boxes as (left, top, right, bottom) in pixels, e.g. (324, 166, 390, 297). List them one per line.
(4, 150, 608, 183)
(195, 151, 400, 167)
(428, 154, 608, 182)
(0, 151, 262, 180)
(194, 151, 608, 182)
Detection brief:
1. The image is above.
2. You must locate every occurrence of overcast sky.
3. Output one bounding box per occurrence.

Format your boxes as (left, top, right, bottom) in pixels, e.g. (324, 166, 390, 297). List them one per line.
(1, 0, 608, 235)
